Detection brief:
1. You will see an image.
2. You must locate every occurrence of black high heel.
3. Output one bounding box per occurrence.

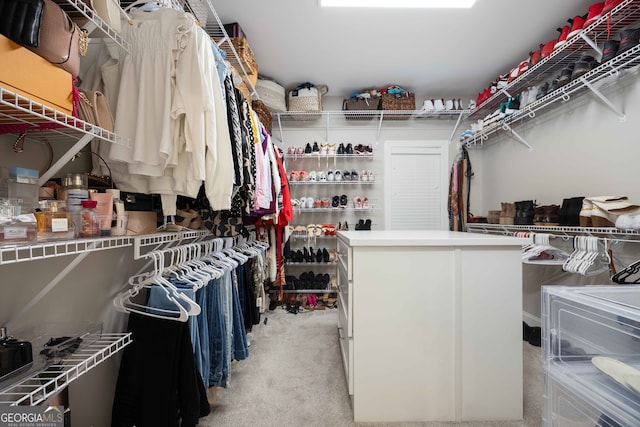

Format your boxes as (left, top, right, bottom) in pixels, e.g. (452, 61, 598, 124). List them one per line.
(322, 248, 330, 262)
(316, 248, 323, 263)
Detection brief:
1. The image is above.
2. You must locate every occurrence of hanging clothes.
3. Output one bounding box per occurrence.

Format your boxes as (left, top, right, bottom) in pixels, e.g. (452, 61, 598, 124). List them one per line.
(111, 313, 210, 427)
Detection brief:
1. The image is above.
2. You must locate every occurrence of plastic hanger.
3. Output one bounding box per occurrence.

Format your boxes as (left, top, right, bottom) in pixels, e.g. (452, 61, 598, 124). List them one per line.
(612, 259, 640, 284)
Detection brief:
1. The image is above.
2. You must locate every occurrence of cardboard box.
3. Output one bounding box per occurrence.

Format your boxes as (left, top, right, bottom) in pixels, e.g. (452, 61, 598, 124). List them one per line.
(0, 35, 73, 118)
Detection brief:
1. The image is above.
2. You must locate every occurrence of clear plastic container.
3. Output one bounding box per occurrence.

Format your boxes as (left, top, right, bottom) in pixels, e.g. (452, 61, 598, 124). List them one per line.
(79, 200, 100, 238)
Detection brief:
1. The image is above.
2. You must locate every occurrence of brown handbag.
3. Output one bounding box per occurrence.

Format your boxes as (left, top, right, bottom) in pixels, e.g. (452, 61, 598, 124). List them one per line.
(26, 0, 88, 77)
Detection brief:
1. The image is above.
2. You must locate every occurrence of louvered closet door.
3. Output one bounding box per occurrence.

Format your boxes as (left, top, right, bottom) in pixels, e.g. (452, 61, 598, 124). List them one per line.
(385, 141, 448, 230)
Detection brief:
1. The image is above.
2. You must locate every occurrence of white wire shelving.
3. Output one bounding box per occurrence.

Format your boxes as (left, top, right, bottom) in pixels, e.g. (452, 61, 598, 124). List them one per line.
(54, 0, 130, 52)
(132, 230, 212, 259)
(283, 154, 377, 159)
(467, 223, 640, 243)
(0, 236, 132, 265)
(290, 181, 375, 185)
(273, 109, 469, 143)
(463, 0, 640, 149)
(0, 333, 132, 406)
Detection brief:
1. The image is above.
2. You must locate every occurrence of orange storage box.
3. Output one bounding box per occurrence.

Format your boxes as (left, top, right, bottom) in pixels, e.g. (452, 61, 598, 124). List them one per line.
(0, 35, 73, 118)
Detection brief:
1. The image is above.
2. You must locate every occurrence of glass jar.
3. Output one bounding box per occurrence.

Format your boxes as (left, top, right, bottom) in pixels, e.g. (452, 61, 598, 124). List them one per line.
(35, 200, 74, 241)
(79, 199, 100, 238)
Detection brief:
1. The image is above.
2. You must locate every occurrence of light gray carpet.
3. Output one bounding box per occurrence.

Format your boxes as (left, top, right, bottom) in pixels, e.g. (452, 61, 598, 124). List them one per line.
(198, 308, 543, 427)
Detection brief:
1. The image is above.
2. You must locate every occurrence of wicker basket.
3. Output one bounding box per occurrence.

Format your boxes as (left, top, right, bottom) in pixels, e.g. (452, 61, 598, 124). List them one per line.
(256, 78, 286, 112)
(252, 99, 272, 135)
(287, 84, 328, 121)
(342, 96, 380, 121)
(380, 92, 416, 120)
(222, 37, 258, 76)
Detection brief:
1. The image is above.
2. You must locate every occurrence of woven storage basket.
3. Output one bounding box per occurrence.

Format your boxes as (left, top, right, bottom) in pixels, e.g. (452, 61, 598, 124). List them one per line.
(287, 84, 328, 121)
(380, 92, 416, 120)
(252, 99, 272, 135)
(256, 78, 286, 112)
(221, 37, 258, 76)
(342, 96, 380, 121)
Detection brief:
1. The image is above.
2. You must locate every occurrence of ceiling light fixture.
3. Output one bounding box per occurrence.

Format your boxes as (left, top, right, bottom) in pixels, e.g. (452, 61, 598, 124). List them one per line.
(319, 0, 476, 8)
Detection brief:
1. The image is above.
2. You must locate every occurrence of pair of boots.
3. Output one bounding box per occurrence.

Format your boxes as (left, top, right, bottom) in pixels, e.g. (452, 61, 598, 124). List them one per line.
(500, 202, 516, 225)
(515, 200, 535, 225)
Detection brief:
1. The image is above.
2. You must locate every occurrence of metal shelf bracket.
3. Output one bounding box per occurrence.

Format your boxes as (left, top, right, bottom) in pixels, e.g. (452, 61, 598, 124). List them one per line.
(580, 77, 626, 121)
(502, 123, 532, 151)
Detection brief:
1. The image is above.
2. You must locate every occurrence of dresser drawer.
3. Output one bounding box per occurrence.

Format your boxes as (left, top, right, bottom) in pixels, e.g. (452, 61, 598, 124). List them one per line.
(337, 237, 352, 281)
(339, 328, 354, 396)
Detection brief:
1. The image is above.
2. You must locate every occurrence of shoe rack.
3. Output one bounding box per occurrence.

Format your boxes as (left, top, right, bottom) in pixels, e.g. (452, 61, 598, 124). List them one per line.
(284, 144, 376, 294)
(462, 0, 640, 150)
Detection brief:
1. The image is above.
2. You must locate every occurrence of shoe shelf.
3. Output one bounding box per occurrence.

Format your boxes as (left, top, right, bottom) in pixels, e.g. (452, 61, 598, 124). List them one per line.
(290, 233, 336, 240)
(55, 0, 130, 52)
(283, 154, 375, 159)
(285, 262, 338, 266)
(469, 0, 640, 117)
(283, 289, 335, 294)
(467, 223, 640, 242)
(0, 236, 132, 266)
(0, 332, 132, 406)
(465, 43, 640, 150)
(295, 207, 375, 213)
(273, 109, 468, 143)
(290, 181, 375, 185)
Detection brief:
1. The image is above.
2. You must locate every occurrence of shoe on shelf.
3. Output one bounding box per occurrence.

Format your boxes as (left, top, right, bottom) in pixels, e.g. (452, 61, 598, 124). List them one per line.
(367, 170, 375, 181)
(350, 170, 358, 181)
(554, 25, 570, 49)
(420, 99, 434, 111)
(433, 98, 445, 110)
(327, 143, 336, 156)
(327, 170, 334, 181)
(337, 143, 345, 154)
(312, 141, 320, 152)
(602, 0, 623, 15)
(334, 170, 342, 181)
(445, 99, 454, 110)
(299, 170, 308, 181)
(339, 194, 348, 208)
(618, 27, 640, 54)
(332, 195, 340, 208)
(309, 171, 317, 182)
(320, 143, 328, 156)
(290, 170, 300, 181)
(343, 170, 351, 181)
(354, 197, 363, 209)
(362, 197, 370, 209)
(601, 39, 620, 63)
(304, 143, 312, 154)
(345, 143, 354, 154)
(583, 2, 604, 29)
(318, 171, 327, 182)
(567, 15, 586, 39)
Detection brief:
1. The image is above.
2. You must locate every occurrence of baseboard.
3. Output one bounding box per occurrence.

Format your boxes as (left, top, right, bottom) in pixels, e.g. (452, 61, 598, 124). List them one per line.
(523, 311, 541, 328)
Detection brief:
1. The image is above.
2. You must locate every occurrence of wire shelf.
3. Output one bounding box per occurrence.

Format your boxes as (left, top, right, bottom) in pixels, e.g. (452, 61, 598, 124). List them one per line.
(0, 333, 132, 406)
(464, 42, 640, 148)
(0, 86, 129, 147)
(294, 207, 375, 213)
(469, 0, 640, 116)
(283, 154, 376, 159)
(0, 236, 132, 265)
(467, 223, 640, 242)
(54, 0, 130, 52)
(290, 181, 375, 185)
(275, 109, 469, 122)
(132, 230, 212, 259)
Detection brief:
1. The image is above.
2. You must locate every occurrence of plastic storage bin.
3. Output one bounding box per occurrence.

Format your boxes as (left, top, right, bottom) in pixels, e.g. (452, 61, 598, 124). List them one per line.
(542, 285, 640, 426)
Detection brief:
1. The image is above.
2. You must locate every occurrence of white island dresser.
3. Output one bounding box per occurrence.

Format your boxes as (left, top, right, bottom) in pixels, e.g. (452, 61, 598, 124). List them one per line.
(336, 230, 530, 423)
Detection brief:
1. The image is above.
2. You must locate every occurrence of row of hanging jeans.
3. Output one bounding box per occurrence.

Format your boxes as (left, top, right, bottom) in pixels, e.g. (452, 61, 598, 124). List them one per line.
(112, 237, 267, 427)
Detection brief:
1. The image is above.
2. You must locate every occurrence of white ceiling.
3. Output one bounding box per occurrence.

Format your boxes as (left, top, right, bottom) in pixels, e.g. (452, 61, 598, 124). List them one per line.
(213, 0, 591, 99)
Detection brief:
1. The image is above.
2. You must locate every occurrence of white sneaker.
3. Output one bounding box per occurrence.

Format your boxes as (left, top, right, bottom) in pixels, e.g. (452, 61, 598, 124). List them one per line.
(433, 99, 445, 110)
(525, 86, 538, 106)
(421, 99, 434, 111)
(445, 99, 454, 110)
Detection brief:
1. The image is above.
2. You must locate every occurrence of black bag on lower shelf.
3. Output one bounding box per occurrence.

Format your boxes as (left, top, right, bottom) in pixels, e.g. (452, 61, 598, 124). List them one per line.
(120, 192, 162, 212)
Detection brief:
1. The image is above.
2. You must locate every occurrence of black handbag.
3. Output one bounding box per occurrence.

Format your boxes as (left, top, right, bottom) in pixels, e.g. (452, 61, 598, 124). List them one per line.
(0, 0, 44, 47)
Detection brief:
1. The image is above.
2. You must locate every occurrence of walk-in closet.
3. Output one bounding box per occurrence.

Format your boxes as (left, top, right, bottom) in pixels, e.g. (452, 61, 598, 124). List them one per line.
(1, 0, 640, 426)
